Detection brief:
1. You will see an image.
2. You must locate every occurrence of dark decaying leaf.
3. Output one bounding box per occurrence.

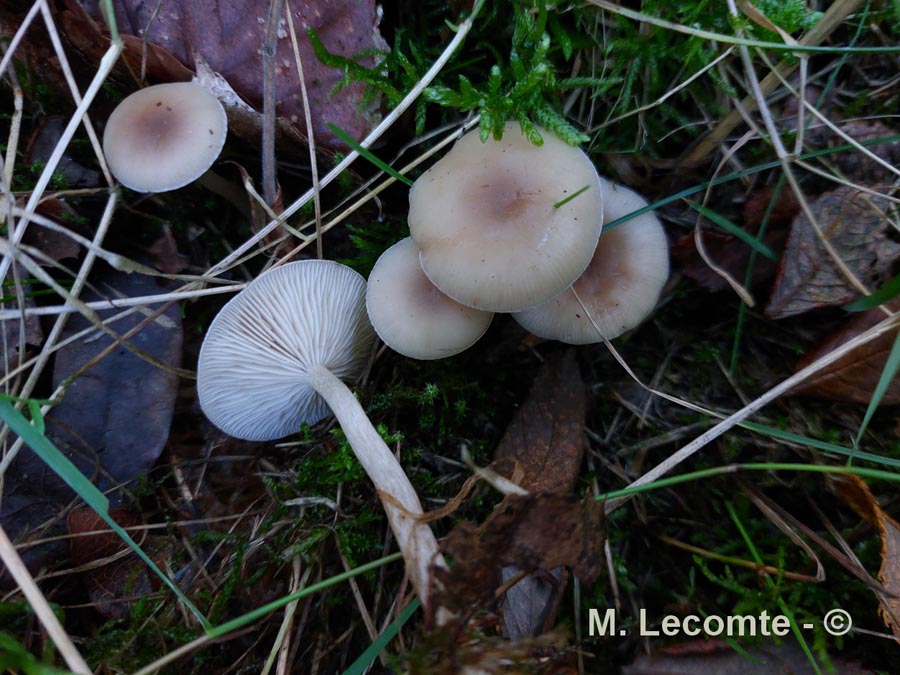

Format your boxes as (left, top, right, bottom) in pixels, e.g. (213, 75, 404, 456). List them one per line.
(67, 507, 155, 619)
(434, 493, 606, 622)
(73, 0, 387, 151)
(24, 116, 101, 188)
(671, 228, 787, 293)
(765, 186, 900, 319)
(1, 269, 182, 582)
(491, 349, 587, 638)
(831, 474, 900, 637)
(494, 349, 586, 493)
(791, 301, 900, 404)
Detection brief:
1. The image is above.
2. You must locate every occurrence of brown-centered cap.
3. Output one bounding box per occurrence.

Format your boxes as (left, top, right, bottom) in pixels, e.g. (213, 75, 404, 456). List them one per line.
(366, 237, 493, 359)
(512, 179, 669, 343)
(408, 121, 603, 312)
(197, 260, 375, 441)
(103, 82, 227, 193)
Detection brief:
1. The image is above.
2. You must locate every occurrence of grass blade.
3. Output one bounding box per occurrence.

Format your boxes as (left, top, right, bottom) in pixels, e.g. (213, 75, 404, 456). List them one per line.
(343, 599, 420, 675)
(688, 201, 778, 260)
(327, 123, 413, 187)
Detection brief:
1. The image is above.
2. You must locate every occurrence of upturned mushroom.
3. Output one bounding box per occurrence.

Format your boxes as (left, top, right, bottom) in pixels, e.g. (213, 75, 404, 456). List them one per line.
(197, 260, 444, 609)
(408, 121, 604, 313)
(512, 179, 669, 343)
(366, 237, 493, 360)
(103, 81, 227, 193)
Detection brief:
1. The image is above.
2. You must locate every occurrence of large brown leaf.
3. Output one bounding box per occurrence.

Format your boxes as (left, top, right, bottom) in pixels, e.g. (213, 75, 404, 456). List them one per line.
(791, 301, 900, 404)
(75, 0, 386, 151)
(765, 186, 900, 319)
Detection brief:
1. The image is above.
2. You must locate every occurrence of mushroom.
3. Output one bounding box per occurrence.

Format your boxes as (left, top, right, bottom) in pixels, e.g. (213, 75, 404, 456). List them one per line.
(366, 237, 493, 360)
(103, 82, 227, 193)
(408, 121, 604, 313)
(197, 260, 444, 609)
(512, 180, 669, 343)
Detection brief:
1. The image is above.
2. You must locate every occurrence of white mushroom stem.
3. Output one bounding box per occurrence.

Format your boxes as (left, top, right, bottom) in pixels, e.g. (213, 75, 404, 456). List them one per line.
(308, 363, 447, 610)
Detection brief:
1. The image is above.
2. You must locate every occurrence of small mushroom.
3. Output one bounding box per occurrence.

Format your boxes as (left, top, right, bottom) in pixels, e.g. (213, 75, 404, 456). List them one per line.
(197, 260, 444, 609)
(103, 82, 227, 193)
(408, 121, 604, 312)
(366, 237, 493, 360)
(512, 180, 669, 343)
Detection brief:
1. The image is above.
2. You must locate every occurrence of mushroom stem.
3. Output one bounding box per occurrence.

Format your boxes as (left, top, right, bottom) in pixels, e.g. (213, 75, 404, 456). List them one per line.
(307, 363, 446, 609)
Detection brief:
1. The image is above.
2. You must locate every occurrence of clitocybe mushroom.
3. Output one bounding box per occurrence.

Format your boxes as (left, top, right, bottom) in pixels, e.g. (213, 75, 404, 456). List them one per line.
(103, 82, 227, 193)
(512, 179, 669, 343)
(408, 121, 604, 313)
(366, 237, 493, 360)
(197, 260, 444, 609)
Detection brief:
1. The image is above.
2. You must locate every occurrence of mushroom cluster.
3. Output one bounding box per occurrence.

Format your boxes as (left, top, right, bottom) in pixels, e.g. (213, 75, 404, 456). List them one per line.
(365, 122, 669, 357)
(103, 81, 227, 193)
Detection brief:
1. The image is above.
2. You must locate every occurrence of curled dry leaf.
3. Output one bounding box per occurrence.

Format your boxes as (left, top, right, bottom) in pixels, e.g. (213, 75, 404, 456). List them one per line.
(765, 185, 900, 319)
(831, 474, 900, 638)
(791, 301, 900, 404)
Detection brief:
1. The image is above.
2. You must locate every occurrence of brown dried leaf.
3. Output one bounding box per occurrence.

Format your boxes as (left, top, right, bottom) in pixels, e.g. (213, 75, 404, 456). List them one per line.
(67, 507, 155, 619)
(494, 349, 586, 493)
(791, 301, 900, 404)
(491, 350, 587, 638)
(766, 186, 900, 319)
(832, 474, 900, 638)
(671, 228, 787, 293)
(435, 493, 606, 621)
(77, 0, 386, 151)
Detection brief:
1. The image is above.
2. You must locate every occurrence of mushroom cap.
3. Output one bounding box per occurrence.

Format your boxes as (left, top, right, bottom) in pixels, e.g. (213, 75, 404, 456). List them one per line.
(197, 260, 376, 441)
(408, 121, 603, 312)
(512, 180, 669, 344)
(103, 82, 227, 193)
(366, 237, 493, 360)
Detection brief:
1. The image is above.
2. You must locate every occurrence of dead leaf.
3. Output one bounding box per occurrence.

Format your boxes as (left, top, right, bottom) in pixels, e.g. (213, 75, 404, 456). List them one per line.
(67, 507, 154, 619)
(24, 116, 101, 189)
(832, 474, 900, 638)
(671, 228, 787, 293)
(435, 493, 606, 622)
(144, 224, 190, 274)
(8, 268, 182, 506)
(766, 185, 900, 319)
(75, 0, 387, 151)
(791, 301, 900, 404)
(814, 120, 900, 186)
(27, 199, 84, 262)
(491, 350, 587, 638)
(494, 349, 587, 493)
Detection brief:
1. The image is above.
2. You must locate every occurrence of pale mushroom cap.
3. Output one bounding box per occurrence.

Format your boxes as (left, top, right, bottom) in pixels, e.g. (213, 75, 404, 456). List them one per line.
(512, 180, 669, 344)
(408, 121, 603, 312)
(197, 260, 376, 441)
(366, 237, 493, 360)
(103, 82, 227, 193)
